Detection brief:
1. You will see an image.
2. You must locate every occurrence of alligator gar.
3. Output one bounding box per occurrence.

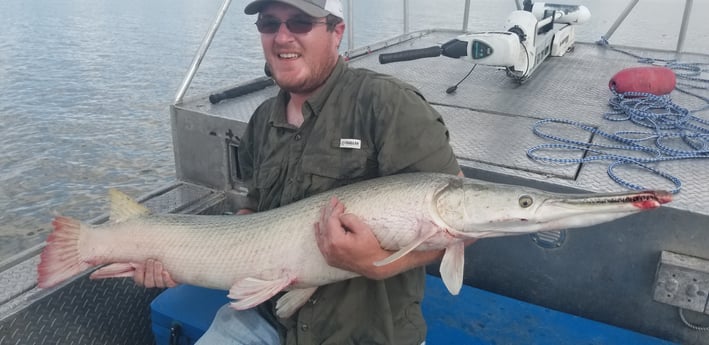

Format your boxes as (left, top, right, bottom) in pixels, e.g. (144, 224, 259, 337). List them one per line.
(37, 172, 671, 317)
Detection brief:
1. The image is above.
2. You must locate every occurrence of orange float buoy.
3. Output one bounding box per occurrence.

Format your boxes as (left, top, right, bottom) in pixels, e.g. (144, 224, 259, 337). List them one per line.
(608, 66, 676, 95)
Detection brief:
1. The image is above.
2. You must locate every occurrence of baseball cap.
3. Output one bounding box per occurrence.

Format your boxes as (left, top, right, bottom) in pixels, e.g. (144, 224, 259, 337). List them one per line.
(245, 0, 344, 19)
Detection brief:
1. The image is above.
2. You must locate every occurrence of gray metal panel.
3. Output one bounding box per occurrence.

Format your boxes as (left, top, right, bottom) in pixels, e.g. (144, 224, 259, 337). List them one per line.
(455, 205, 709, 345)
(0, 258, 37, 307)
(435, 106, 587, 179)
(171, 105, 250, 190)
(141, 182, 216, 214)
(181, 85, 278, 122)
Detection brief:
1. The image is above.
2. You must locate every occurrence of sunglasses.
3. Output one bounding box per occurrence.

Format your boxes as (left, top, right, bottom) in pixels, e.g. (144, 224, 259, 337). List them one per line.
(255, 17, 328, 34)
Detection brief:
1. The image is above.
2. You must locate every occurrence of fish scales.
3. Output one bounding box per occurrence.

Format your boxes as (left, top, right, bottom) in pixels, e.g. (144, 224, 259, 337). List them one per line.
(108, 173, 445, 288)
(37, 172, 671, 317)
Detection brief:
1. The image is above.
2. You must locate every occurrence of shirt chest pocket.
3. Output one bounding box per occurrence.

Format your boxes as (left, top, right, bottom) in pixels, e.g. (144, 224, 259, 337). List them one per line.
(253, 166, 283, 211)
(301, 147, 378, 192)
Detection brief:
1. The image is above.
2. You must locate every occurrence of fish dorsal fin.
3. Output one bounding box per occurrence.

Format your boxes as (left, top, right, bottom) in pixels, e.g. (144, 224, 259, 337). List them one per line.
(108, 189, 150, 223)
(439, 240, 465, 295)
(373, 221, 439, 267)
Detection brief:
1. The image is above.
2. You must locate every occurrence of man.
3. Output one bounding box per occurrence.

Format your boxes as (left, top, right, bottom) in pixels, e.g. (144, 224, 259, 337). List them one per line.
(136, 0, 466, 343)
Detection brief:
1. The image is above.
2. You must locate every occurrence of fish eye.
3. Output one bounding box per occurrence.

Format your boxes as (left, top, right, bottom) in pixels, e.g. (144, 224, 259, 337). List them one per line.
(519, 195, 533, 208)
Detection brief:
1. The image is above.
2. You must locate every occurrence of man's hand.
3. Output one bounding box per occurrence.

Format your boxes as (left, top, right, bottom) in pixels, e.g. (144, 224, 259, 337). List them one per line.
(315, 197, 447, 280)
(315, 197, 393, 279)
(133, 259, 178, 288)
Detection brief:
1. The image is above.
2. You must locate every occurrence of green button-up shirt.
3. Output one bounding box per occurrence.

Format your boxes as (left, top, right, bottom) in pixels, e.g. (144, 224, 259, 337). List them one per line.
(238, 56, 460, 345)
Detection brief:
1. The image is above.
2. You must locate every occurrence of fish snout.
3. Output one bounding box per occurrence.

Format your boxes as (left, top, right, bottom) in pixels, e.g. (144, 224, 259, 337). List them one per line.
(633, 190, 673, 209)
(653, 190, 673, 205)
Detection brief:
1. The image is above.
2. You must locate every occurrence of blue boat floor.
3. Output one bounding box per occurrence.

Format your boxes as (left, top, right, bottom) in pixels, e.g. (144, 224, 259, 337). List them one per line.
(151, 275, 675, 345)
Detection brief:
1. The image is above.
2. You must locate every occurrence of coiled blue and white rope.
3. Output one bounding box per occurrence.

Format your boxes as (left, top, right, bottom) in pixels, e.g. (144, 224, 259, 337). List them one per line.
(528, 41, 709, 194)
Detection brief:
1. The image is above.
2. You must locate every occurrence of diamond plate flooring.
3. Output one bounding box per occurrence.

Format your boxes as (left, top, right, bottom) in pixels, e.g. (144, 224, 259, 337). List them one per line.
(0, 277, 162, 345)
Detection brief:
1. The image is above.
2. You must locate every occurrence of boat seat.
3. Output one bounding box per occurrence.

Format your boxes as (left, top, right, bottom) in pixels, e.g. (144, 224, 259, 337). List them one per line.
(151, 275, 676, 344)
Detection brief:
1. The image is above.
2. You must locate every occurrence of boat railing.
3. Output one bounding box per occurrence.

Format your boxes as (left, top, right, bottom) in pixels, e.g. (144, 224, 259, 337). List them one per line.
(173, 0, 474, 104)
(601, 0, 694, 53)
(344, 0, 474, 52)
(174, 0, 233, 104)
(173, 0, 697, 105)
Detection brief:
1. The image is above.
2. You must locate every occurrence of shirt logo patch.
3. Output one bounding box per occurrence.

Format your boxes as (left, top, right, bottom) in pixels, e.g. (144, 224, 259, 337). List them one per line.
(339, 138, 362, 149)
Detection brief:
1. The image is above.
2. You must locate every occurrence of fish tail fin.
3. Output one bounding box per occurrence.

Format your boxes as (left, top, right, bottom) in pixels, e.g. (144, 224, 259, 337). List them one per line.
(37, 216, 93, 288)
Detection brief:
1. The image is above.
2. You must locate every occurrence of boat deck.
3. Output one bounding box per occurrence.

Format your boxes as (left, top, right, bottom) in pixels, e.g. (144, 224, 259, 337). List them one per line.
(192, 29, 709, 215)
(1, 29, 708, 344)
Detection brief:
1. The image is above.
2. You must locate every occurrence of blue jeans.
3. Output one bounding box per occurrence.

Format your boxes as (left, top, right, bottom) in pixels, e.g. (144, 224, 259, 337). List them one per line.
(195, 304, 279, 345)
(195, 304, 428, 345)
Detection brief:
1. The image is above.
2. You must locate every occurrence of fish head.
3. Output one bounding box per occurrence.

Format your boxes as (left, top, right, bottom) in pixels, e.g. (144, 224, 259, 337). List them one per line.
(434, 178, 672, 238)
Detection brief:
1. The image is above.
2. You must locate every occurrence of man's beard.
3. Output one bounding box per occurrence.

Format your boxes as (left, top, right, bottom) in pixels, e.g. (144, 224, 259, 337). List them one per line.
(272, 57, 336, 95)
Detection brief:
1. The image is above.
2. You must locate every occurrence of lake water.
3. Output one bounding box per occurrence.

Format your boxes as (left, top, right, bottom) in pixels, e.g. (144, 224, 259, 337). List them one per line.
(1, 0, 708, 262)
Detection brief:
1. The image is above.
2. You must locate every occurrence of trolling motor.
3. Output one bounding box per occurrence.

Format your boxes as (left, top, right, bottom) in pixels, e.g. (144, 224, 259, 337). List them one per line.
(379, 1, 590, 83)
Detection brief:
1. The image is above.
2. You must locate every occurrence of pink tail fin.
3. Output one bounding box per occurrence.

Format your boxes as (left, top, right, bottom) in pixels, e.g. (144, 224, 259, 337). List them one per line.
(37, 216, 93, 288)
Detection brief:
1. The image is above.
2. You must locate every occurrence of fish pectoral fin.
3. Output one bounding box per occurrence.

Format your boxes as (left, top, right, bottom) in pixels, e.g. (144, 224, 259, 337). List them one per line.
(228, 275, 294, 311)
(373, 221, 439, 267)
(440, 241, 465, 295)
(275, 287, 318, 318)
(89, 263, 136, 279)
